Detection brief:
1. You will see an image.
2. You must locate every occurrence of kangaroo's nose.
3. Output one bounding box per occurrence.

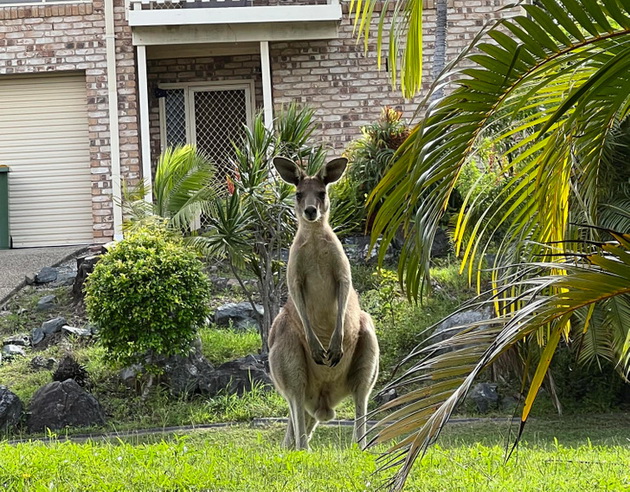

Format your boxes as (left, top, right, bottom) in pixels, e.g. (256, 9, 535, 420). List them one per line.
(304, 206, 318, 221)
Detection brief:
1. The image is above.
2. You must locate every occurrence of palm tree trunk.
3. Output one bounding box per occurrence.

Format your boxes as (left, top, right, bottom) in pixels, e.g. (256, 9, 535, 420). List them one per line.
(431, 0, 448, 101)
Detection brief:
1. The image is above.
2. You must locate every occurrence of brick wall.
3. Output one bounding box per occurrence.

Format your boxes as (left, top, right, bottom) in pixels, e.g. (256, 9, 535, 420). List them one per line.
(0, 0, 139, 243)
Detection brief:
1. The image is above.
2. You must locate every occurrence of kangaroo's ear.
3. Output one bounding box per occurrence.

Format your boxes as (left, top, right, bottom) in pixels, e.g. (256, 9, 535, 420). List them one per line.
(319, 157, 348, 185)
(273, 157, 303, 185)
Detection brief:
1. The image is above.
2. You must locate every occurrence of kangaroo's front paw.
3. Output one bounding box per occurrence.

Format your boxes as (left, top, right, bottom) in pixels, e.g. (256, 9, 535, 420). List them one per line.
(309, 341, 327, 365)
(326, 346, 344, 367)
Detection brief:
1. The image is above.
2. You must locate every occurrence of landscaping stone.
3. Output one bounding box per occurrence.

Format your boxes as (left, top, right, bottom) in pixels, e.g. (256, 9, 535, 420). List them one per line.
(214, 302, 263, 331)
(375, 388, 398, 406)
(53, 355, 89, 387)
(31, 328, 45, 346)
(41, 317, 66, 335)
(119, 364, 143, 389)
(35, 267, 58, 285)
(36, 294, 57, 311)
(160, 349, 216, 398)
(468, 382, 500, 413)
(0, 386, 22, 433)
(343, 235, 399, 264)
(431, 309, 491, 345)
(51, 266, 77, 287)
(27, 379, 105, 432)
(72, 255, 101, 304)
(3, 334, 30, 347)
(30, 355, 57, 371)
(203, 354, 272, 396)
(430, 227, 451, 258)
(2, 344, 26, 358)
(61, 326, 91, 337)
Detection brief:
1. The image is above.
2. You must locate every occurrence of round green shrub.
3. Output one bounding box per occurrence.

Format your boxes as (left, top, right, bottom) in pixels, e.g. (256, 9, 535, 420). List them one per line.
(85, 225, 211, 367)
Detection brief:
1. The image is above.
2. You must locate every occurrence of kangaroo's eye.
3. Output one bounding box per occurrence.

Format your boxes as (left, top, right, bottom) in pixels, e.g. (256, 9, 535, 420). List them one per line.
(295, 192, 303, 201)
(318, 192, 326, 200)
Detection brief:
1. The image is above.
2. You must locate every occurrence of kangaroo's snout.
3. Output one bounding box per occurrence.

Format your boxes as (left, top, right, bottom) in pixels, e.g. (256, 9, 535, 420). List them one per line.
(303, 206, 318, 222)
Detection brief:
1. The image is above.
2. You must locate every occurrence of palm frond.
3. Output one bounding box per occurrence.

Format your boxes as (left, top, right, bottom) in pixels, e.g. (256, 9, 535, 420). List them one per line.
(369, 0, 630, 300)
(372, 233, 630, 490)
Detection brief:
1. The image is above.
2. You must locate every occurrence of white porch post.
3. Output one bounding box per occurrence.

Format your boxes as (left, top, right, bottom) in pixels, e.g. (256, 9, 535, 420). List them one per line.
(105, 0, 123, 240)
(137, 44, 153, 203)
(260, 41, 274, 129)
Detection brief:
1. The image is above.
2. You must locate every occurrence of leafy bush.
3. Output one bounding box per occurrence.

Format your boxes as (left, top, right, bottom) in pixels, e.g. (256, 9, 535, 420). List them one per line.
(85, 224, 211, 367)
(343, 107, 410, 233)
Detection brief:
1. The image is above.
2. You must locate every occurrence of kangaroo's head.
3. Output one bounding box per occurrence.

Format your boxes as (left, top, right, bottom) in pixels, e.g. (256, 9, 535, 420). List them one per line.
(273, 156, 348, 224)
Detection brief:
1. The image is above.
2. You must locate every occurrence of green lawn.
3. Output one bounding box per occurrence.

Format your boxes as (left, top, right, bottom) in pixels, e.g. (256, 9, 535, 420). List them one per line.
(1, 415, 628, 491)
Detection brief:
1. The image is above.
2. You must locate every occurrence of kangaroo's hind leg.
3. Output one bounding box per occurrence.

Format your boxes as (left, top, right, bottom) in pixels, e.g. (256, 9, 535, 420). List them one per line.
(347, 311, 380, 449)
(269, 312, 310, 450)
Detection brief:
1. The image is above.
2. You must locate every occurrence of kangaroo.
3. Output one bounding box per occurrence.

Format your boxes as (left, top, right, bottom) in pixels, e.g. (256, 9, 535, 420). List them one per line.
(268, 156, 379, 450)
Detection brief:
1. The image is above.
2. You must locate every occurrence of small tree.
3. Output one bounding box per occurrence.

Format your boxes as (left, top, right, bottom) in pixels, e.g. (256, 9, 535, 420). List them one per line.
(85, 224, 211, 369)
(194, 104, 328, 354)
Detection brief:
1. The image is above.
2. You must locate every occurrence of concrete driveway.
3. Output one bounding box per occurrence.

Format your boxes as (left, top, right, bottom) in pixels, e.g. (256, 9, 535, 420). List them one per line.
(0, 246, 87, 307)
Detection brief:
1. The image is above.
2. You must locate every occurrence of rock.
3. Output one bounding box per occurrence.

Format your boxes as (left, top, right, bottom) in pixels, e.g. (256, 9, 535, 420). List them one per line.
(468, 382, 500, 413)
(430, 227, 451, 258)
(41, 317, 67, 335)
(375, 388, 398, 406)
(343, 235, 398, 264)
(30, 356, 57, 371)
(52, 269, 77, 287)
(500, 395, 520, 413)
(160, 349, 216, 398)
(2, 345, 26, 358)
(31, 328, 45, 346)
(27, 379, 105, 432)
(36, 295, 57, 311)
(0, 386, 23, 433)
(32, 317, 67, 348)
(61, 326, 91, 337)
(24, 273, 36, 285)
(214, 302, 263, 331)
(53, 356, 89, 387)
(203, 354, 272, 396)
(72, 255, 101, 304)
(3, 334, 30, 347)
(119, 364, 143, 389)
(35, 267, 58, 285)
(431, 310, 491, 345)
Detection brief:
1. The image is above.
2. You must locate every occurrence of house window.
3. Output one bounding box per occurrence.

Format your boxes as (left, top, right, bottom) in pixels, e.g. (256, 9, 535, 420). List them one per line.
(159, 81, 254, 176)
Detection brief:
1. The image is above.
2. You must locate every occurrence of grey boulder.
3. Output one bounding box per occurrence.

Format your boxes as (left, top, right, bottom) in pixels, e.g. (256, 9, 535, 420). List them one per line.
(27, 379, 105, 432)
(36, 295, 57, 311)
(0, 386, 22, 433)
(214, 302, 263, 331)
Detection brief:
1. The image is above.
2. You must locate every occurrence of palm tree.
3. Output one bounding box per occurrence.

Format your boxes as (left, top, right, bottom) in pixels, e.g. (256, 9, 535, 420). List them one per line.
(431, 0, 448, 101)
(353, 0, 630, 489)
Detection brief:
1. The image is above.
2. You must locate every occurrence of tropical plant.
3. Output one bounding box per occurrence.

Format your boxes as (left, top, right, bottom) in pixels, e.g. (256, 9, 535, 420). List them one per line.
(350, 0, 630, 489)
(84, 224, 211, 370)
(192, 104, 331, 354)
(344, 107, 410, 233)
(122, 145, 216, 233)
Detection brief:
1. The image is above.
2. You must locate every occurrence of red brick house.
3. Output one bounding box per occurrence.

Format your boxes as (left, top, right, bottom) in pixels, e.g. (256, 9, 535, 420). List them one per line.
(0, 0, 514, 247)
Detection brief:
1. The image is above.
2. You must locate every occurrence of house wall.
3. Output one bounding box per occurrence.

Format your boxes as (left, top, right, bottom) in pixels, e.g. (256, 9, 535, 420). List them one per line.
(0, 0, 139, 243)
(146, 54, 263, 161)
(270, 0, 518, 152)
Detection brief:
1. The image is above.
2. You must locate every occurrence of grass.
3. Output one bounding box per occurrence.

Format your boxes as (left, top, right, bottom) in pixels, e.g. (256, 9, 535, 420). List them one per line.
(1, 415, 629, 491)
(199, 327, 261, 365)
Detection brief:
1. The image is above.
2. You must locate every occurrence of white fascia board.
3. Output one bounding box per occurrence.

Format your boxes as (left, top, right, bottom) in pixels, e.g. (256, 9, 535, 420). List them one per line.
(132, 21, 339, 45)
(128, 4, 342, 28)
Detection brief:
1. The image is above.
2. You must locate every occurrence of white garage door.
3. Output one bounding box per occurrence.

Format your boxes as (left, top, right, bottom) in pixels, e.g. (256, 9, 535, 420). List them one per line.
(0, 73, 93, 248)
